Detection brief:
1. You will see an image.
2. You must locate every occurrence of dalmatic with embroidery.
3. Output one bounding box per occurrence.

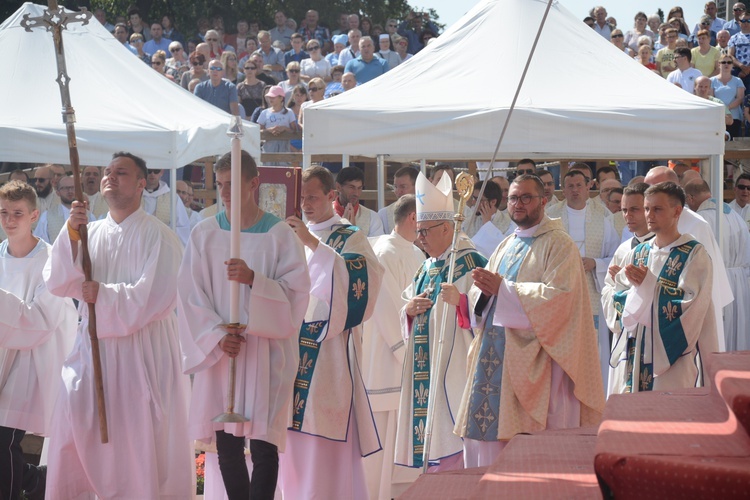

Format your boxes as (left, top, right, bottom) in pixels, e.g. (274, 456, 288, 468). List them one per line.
(395, 240, 487, 468)
(609, 235, 718, 393)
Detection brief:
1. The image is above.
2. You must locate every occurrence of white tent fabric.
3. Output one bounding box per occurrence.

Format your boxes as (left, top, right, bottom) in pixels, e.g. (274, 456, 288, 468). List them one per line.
(0, 3, 259, 169)
(303, 0, 725, 161)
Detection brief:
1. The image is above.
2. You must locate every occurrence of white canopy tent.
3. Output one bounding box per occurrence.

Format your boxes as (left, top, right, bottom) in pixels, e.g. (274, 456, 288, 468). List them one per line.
(0, 2, 260, 170)
(303, 0, 724, 162)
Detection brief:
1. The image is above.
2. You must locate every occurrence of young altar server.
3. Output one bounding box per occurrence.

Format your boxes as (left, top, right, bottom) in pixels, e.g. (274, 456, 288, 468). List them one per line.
(0, 181, 76, 500)
(43, 152, 192, 498)
(178, 151, 310, 499)
(282, 166, 384, 499)
(603, 182, 719, 393)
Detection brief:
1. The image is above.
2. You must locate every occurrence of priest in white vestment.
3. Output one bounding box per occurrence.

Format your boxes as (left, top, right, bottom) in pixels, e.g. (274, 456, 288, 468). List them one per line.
(179, 152, 310, 498)
(729, 173, 750, 231)
(395, 172, 488, 471)
(281, 166, 384, 500)
(685, 179, 750, 352)
(644, 167, 733, 351)
(34, 176, 94, 244)
(363, 195, 424, 500)
(43, 152, 192, 499)
(141, 168, 191, 245)
(602, 183, 655, 396)
(603, 182, 718, 393)
(0, 181, 76, 499)
(453, 175, 604, 467)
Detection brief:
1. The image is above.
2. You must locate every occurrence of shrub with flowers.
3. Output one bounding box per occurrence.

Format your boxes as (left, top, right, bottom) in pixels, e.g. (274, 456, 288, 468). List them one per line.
(196, 452, 205, 495)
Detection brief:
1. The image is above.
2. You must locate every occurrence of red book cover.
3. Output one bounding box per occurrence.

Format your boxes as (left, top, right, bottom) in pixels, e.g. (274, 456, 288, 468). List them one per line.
(255, 166, 302, 219)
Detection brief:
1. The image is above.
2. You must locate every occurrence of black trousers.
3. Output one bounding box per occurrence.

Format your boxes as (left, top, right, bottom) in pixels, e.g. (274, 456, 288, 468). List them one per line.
(0, 426, 43, 500)
(215, 431, 278, 500)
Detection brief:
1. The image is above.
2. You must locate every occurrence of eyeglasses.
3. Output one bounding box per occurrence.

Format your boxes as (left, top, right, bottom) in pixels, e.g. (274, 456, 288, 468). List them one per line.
(508, 194, 542, 205)
(517, 169, 535, 175)
(735, 8, 746, 11)
(416, 222, 444, 237)
(308, 86, 322, 92)
(741, 19, 750, 23)
(388, 24, 397, 28)
(288, 69, 300, 73)
(721, 60, 734, 64)
(308, 45, 320, 50)
(736, 184, 750, 191)
(244, 66, 257, 70)
(147, 169, 161, 175)
(209, 66, 224, 71)
(701, 22, 711, 26)
(170, 47, 182, 52)
(611, 34, 624, 38)
(151, 61, 163, 66)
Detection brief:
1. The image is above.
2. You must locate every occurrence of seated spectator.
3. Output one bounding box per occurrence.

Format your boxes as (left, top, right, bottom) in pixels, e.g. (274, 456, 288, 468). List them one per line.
(258, 86, 297, 162)
(180, 52, 208, 89)
(692, 29, 720, 76)
(300, 39, 331, 82)
(247, 53, 277, 85)
(205, 29, 231, 59)
(690, 15, 718, 46)
(656, 28, 679, 77)
(624, 12, 655, 53)
(653, 23, 669, 51)
(114, 22, 137, 54)
(325, 65, 345, 97)
(327, 34, 348, 66)
(250, 85, 273, 123)
(127, 6, 151, 41)
(378, 34, 400, 70)
(371, 24, 384, 43)
(299, 77, 325, 127)
(270, 11, 294, 50)
(344, 37, 388, 84)
(667, 47, 702, 92)
(712, 54, 745, 138)
(143, 22, 172, 57)
(254, 30, 286, 81)
(647, 14, 661, 34)
(279, 61, 306, 99)
(583, 16, 595, 29)
(166, 41, 189, 79)
(723, 3, 746, 36)
(151, 50, 176, 83)
(337, 29, 361, 67)
(636, 44, 658, 73)
(284, 33, 310, 66)
(341, 72, 357, 91)
(129, 33, 151, 65)
(716, 29, 731, 50)
(729, 12, 750, 88)
(227, 19, 250, 54)
(667, 16, 690, 44)
(94, 7, 115, 32)
(286, 84, 309, 121)
(194, 59, 239, 115)
(237, 59, 266, 116)
(393, 34, 413, 63)
(397, 11, 439, 53)
(695, 76, 734, 130)
(420, 29, 437, 47)
(611, 29, 634, 56)
(161, 14, 185, 46)
(220, 51, 241, 84)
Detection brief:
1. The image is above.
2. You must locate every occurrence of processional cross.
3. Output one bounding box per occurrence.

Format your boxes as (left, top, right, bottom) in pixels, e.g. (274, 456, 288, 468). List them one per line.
(22, 1, 109, 444)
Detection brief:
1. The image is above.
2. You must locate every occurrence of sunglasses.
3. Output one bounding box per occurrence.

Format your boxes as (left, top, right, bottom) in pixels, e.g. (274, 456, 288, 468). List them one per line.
(209, 66, 224, 71)
(721, 60, 734, 64)
(308, 45, 320, 50)
(191, 61, 202, 66)
(244, 66, 257, 70)
(735, 7, 746, 11)
(147, 169, 161, 175)
(308, 86, 321, 92)
(737, 184, 750, 191)
(288, 69, 300, 73)
(170, 47, 182, 52)
(741, 19, 750, 23)
(611, 34, 624, 38)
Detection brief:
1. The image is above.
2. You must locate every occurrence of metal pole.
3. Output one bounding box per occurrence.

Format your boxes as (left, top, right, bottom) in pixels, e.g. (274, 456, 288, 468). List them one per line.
(377, 155, 385, 210)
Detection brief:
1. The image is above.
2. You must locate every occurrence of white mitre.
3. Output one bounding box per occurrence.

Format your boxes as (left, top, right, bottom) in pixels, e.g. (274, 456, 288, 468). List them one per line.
(415, 171, 454, 222)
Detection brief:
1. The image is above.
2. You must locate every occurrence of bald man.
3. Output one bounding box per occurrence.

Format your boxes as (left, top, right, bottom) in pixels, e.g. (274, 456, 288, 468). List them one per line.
(176, 180, 201, 229)
(644, 166, 732, 351)
(680, 170, 702, 187)
(684, 179, 750, 352)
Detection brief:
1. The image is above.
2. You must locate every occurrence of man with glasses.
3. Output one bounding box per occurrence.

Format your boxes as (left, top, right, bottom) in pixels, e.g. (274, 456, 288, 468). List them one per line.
(693, 1, 726, 36)
(537, 168, 562, 213)
(395, 171, 487, 471)
(548, 170, 619, 390)
(166, 41, 188, 78)
(724, 3, 747, 36)
(32, 165, 59, 214)
(140, 167, 191, 245)
(194, 60, 239, 116)
(129, 32, 151, 65)
(730, 172, 750, 230)
(34, 175, 93, 244)
(728, 12, 750, 87)
(656, 28, 679, 77)
(284, 33, 310, 66)
(453, 174, 604, 467)
(667, 48, 702, 93)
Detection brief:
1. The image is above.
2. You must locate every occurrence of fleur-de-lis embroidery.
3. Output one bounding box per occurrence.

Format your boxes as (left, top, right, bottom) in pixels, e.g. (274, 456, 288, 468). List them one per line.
(640, 368, 653, 391)
(634, 247, 649, 267)
(480, 346, 501, 377)
(414, 419, 426, 443)
(293, 392, 305, 415)
(473, 401, 496, 433)
(665, 255, 682, 277)
(306, 322, 322, 334)
(452, 263, 465, 281)
(480, 383, 494, 395)
(415, 382, 429, 406)
(662, 302, 678, 322)
(352, 278, 366, 300)
(329, 235, 345, 251)
(415, 346, 428, 370)
(416, 319, 426, 332)
(298, 352, 313, 375)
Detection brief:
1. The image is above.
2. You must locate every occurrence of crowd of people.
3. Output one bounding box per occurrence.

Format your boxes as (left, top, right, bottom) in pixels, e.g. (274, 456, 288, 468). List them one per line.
(2, 2, 750, 500)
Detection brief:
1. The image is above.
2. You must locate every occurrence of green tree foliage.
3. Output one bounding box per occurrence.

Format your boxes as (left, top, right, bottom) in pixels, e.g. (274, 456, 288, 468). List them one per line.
(1, 0, 441, 37)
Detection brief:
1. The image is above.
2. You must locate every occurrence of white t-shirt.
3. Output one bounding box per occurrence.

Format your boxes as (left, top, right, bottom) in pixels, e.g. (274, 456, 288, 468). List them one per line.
(666, 67, 702, 94)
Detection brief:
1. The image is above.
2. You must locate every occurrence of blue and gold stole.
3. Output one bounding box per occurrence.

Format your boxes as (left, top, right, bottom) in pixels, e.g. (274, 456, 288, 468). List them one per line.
(291, 225, 369, 431)
(411, 249, 486, 467)
(624, 239, 699, 392)
(465, 236, 533, 441)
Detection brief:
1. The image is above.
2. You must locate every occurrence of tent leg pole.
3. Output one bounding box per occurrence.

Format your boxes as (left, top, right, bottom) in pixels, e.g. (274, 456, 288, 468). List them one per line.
(170, 168, 177, 231)
(710, 154, 723, 254)
(303, 153, 312, 170)
(420, 159, 427, 176)
(343, 154, 350, 169)
(377, 155, 385, 210)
